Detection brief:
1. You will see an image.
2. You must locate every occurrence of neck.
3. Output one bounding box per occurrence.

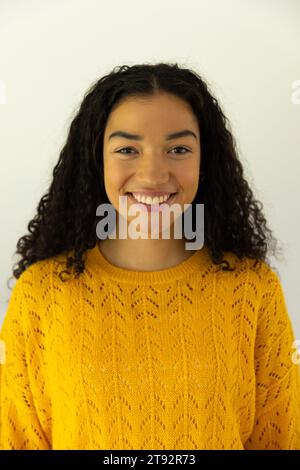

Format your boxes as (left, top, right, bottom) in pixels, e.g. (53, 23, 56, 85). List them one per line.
(98, 236, 196, 272)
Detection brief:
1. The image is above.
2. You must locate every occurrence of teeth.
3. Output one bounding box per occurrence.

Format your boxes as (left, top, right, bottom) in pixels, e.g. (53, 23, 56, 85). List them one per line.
(131, 193, 172, 205)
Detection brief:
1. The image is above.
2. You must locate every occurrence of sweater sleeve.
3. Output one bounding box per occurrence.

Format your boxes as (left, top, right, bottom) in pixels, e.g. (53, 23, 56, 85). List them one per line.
(244, 268, 300, 450)
(0, 273, 51, 450)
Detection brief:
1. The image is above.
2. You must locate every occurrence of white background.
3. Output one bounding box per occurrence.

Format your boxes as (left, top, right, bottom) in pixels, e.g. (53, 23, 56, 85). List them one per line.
(0, 0, 299, 340)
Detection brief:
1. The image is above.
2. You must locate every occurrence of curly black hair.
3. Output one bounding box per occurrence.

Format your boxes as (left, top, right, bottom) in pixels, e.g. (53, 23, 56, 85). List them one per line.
(7, 62, 281, 289)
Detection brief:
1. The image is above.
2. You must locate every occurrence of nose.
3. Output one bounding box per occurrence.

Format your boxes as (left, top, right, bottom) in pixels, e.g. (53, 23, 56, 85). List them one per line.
(136, 152, 170, 184)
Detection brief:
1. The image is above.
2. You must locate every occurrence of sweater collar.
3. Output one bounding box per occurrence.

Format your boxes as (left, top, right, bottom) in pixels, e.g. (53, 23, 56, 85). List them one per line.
(86, 241, 211, 284)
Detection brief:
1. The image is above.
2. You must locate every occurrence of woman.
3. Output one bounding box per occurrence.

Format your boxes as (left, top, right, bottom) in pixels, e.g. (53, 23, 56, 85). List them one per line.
(1, 62, 299, 450)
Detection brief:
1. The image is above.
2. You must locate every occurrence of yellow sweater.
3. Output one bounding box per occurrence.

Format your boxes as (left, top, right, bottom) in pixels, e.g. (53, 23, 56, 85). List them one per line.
(1, 243, 300, 450)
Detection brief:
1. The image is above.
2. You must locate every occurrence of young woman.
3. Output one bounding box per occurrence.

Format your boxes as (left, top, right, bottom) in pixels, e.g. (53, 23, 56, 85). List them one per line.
(1, 63, 299, 450)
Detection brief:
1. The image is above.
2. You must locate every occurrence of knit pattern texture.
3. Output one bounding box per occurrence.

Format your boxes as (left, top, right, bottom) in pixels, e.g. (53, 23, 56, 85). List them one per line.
(1, 243, 300, 450)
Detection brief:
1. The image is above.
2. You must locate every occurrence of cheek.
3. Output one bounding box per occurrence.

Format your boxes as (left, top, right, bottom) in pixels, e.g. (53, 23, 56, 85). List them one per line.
(179, 163, 199, 188)
(179, 162, 200, 202)
(104, 160, 129, 194)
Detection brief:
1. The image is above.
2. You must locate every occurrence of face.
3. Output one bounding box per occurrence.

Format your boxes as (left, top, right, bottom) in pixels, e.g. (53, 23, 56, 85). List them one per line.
(102, 91, 201, 238)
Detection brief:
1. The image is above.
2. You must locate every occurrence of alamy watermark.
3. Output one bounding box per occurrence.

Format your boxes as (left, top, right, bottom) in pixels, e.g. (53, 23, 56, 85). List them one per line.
(291, 339, 300, 365)
(95, 196, 204, 250)
(291, 80, 300, 105)
(0, 340, 6, 364)
(0, 80, 6, 105)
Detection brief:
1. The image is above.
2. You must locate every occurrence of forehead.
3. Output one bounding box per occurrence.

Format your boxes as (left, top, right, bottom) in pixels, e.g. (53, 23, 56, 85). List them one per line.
(104, 93, 199, 137)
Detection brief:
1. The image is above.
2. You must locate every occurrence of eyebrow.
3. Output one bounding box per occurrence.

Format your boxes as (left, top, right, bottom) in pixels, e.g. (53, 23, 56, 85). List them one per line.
(108, 129, 197, 141)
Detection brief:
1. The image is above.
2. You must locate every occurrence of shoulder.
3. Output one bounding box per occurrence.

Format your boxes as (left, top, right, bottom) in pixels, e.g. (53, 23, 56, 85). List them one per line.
(14, 249, 73, 286)
(216, 250, 283, 300)
(3, 252, 73, 336)
(221, 250, 280, 278)
(7, 251, 74, 318)
(215, 253, 290, 338)
(13, 257, 57, 292)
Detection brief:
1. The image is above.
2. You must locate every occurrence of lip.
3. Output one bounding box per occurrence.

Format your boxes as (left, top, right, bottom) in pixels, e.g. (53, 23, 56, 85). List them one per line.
(130, 190, 177, 197)
(125, 192, 178, 212)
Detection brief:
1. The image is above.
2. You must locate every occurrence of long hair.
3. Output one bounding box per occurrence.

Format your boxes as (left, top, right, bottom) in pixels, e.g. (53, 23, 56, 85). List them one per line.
(8, 62, 281, 288)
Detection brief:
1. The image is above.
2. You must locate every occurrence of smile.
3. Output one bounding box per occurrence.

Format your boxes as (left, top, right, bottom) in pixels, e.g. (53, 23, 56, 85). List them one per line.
(125, 192, 178, 212)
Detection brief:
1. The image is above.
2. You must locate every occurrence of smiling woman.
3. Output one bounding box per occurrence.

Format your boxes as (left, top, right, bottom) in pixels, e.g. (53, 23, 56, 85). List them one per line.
(1, 62, 300, 450)
(100, 91, 201, 268)
(5, 62, 281, 280)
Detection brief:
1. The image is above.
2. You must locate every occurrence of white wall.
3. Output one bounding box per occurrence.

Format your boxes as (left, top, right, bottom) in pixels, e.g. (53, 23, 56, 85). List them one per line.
(0, 0, 299, 339)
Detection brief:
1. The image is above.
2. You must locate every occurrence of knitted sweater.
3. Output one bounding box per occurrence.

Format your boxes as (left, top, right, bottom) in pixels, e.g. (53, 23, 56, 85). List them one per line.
(1, 243, 300, 450)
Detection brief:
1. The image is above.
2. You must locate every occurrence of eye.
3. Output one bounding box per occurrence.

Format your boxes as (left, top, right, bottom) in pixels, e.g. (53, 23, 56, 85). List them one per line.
(115, 146, 190, 155)
(116, 147, 137, 155)
(170, 146, 190, 155)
